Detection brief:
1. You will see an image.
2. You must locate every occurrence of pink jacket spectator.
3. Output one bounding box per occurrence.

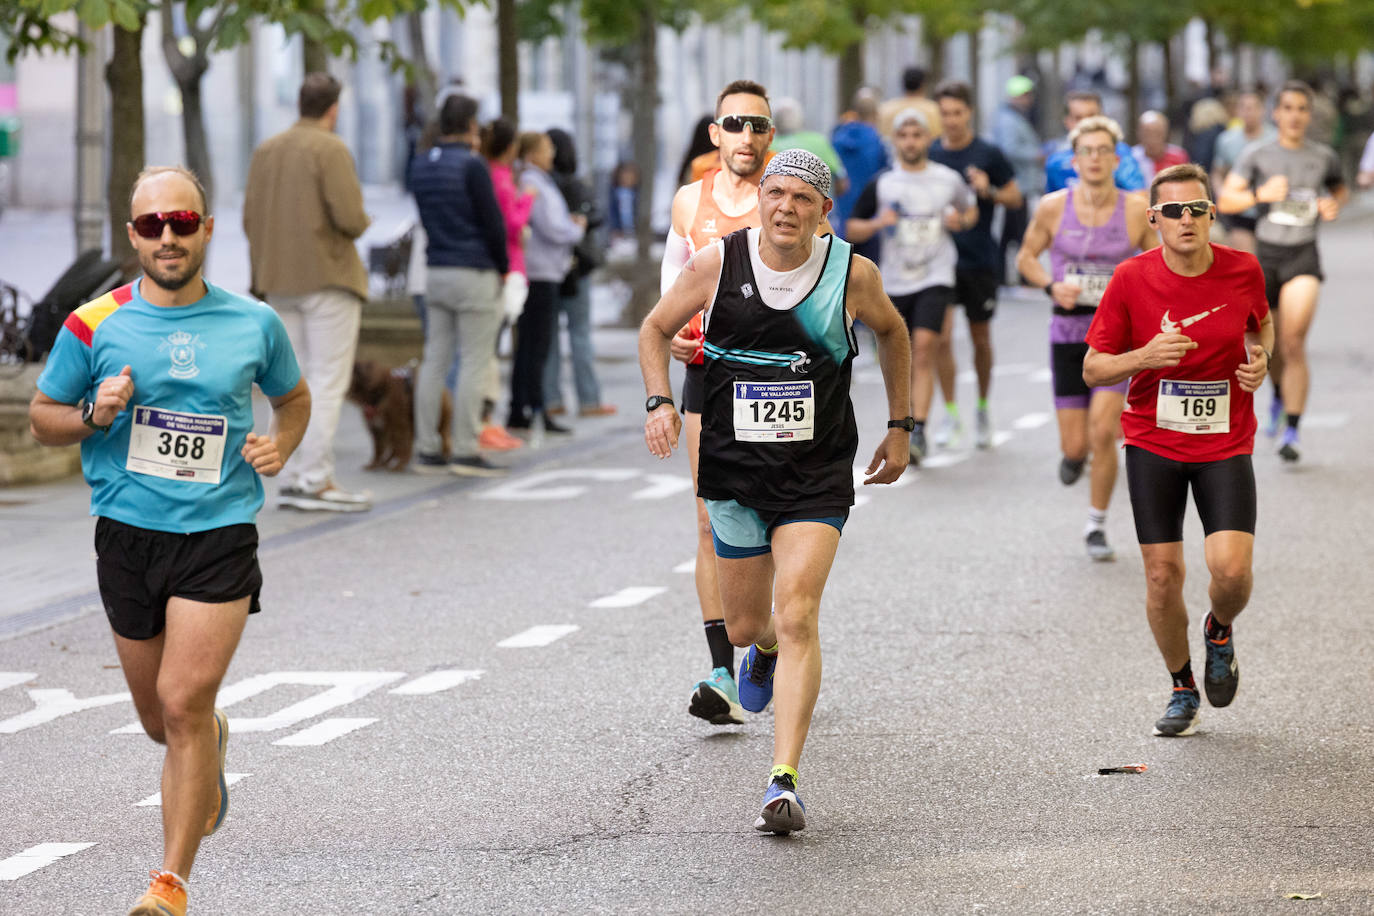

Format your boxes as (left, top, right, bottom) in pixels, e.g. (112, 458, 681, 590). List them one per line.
(488, 160, 535, 276)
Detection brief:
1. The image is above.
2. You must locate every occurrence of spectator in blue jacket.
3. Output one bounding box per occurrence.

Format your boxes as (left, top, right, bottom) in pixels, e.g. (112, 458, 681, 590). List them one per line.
(1044, 90, 1144, 193)
(409, 93, 511, 476)
(831, 87, 889, 262)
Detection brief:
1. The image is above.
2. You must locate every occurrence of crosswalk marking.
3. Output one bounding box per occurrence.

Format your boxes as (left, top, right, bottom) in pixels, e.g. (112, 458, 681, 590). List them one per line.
(673, 559, 695, 574)
(589, 587, 668, 608)
(272, 718, 378, 747)
(0, 844, 95, 881)
(497, 625, 579, 648)
(389, 670, 484, 695)
(1013, 412, 1051, 430)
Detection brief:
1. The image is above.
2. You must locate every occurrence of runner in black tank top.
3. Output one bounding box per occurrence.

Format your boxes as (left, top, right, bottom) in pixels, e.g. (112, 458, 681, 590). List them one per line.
(639, 149, 914, 835)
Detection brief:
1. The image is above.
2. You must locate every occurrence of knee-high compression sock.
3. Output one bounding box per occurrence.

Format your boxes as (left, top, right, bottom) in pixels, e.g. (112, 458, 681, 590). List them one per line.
(703, 619, 734, 672)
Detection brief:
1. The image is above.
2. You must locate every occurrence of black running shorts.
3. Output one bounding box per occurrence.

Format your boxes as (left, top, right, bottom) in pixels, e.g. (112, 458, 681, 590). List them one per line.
(95, 517, 263, 640)
(891, 285, 955, 334)
(1256, 240, 1323, 311)
(682, 362, 705, 414)
(1124, 445, 1257, 544)
(954, 269, 999, 324)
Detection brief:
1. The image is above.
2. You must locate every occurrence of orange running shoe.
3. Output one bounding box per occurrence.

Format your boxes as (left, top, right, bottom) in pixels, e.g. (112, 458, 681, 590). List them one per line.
(204, 708, 229, 836)
(478, 425, 523, 451)
(128, 870, 187, 916)
(578, 404, 618, 417)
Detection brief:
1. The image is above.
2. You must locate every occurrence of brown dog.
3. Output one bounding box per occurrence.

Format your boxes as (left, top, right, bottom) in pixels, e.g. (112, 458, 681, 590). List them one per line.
(347, 360, 451, 471)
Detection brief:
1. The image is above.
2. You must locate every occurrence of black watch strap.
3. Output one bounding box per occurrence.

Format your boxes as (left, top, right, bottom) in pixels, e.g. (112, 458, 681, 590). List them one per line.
(81, 401, 110, 433)
(887, 416, 916, 432)
(645, 395, 675, 413)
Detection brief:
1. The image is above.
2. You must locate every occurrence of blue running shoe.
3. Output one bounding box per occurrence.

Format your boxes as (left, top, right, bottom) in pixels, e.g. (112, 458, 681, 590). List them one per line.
(1151, 688, 1200, 737)
(1278, 427, 1300, 463)
(1265, 397, 1284, 438)
(1203, 621, 1239, 708)
(689, 667, 745, 725)
(754, 774, 806, 834)
(737, 644, 777, 713)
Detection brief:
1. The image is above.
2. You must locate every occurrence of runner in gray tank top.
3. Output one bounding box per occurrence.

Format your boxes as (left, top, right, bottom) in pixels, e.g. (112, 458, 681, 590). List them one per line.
(1219, 80, 1347, 463)
(1018, 116, 1156, 561)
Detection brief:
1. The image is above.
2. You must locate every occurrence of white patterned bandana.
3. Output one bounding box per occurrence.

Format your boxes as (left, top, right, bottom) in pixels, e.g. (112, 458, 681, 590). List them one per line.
(762, 148, 832, 199)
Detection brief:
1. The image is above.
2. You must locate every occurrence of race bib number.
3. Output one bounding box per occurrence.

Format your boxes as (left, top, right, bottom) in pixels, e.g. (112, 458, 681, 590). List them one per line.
(896, 215, 942, 248)
(732, 380, 814, 442)
(1156, 380, 1229, 434)
(1267, 190, 1318, 227)
(1062, 262, 1114, 306)
(126, 405, 228, 484)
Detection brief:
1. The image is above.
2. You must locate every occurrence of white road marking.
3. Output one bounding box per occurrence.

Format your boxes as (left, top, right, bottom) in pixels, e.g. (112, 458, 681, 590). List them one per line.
(630, 474, 693, 500)
(112, 671, 404, 735)
(959, 361, 1039, 383)
(1013, 412, 1052, 430)
(136, 773, 252, 807)
(991, 431, 1015, 447)
(589, 587, 668, 608)
(389, 670, 484, 695)
(673, 559, 695, 574)
(0, 843, 96, 881)
(475, 469, 639, 501)
(921, 452, 969, 469)
(1028, 368, 1052, 383)
(0, 687, 132, 735)
(1296, 412, 1349, 429)
(498, 625, 579, 648)
(272, 717, 378, 747)
(0, 672, 36, 692)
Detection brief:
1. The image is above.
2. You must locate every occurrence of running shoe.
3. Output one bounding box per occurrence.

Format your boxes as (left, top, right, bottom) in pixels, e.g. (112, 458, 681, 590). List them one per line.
(737, 644, 777, 713)
(908, 428, 927, 467)
(205, 708, 229, 836)
(1059, 456, 1086, 486)
(278, 484, 372, 512)
(1084, 529, 1115, 562)
(1151, 688, 1201, 737)
(478, 424, 524, 451)
(933, 412, 962, 448)
(1203, 619, 1239, 708)
(127, 870, 187, 916)
(1278, 428, 1300, 463)
(975, 409, 993, 449)
(578, 404, 618, 417)
(541, 413, 573, 435)
(412, 453, 451, 474)
(754, 773, 806, 834)
(449, 455, 509, 477)
(1265, 397, 1284, 438)
(688, 666, 745, 725)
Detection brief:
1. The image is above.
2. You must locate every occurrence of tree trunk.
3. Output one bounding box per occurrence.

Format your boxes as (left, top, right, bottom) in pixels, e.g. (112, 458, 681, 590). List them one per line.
(969, 21, 981, 130)
(498, 0, 519, 123)
(161, 4, 214, 207)
(406, 11, 437, 120)
(926, 32, 945, 81)
(1203, 18, 1218, 76)
(1161, 37, 1176, 120)
(1126, 38, 1141, 141)
(106, 20, 146, 264)
(837, 38, 863, 115)
(627, 2, 660, 324)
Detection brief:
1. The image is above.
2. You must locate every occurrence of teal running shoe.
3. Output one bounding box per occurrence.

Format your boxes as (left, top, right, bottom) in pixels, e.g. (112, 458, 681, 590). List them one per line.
(689, 666, 744, 725)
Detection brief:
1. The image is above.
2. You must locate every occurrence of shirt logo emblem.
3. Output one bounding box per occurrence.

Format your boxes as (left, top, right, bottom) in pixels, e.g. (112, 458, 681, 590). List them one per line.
(703, 218, 717, 234)
(741, 283, 754, 298)
(159, 330, 205, 380)
(789, 350, 812, 374)
(1161, 304, 1227, 334)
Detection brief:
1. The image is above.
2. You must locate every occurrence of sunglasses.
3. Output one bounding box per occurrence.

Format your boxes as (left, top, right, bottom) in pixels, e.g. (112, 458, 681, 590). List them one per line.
(131, 210, 203, 239)
(715, 115, 773, 134)
(1150, 200, 1212, 219)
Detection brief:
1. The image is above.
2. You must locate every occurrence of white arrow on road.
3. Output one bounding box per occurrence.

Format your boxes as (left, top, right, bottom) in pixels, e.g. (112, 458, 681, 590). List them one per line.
(630, 474, 693, 500)
(589, 587, 669, 608)
(474, 469, 640, 501)
(0, 673, 37, 693)
(0, 843, 96, 881)
(0, 687, 132, 735)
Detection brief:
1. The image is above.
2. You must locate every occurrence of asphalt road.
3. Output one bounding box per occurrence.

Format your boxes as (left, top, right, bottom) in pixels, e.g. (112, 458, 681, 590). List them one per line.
(3, 215, 1374, 914)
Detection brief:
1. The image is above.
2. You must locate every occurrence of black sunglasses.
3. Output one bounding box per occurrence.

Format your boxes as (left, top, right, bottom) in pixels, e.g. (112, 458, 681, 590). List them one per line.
(131, 210, 203, 239)
(1150, 200, 1212, 220)
(715, 115, 773, 134)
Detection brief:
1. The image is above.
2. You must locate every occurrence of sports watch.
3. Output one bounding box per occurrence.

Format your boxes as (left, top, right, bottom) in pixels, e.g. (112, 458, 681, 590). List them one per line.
(887, 416, 917, 432)
(645, 395, 675, 412)
(81, 401, 111, 433)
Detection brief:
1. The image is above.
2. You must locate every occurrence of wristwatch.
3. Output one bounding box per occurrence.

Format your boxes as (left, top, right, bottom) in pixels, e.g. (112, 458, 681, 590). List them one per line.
(81, 401, 110, 433)
(887, 416, 917, 432)
(645, 395, 675, 413)
(1043, 282, 1056, 299)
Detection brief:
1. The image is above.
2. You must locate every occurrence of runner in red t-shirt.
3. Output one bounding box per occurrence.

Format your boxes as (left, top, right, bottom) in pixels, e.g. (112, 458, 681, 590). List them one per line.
(1084, 163, 1274, 739)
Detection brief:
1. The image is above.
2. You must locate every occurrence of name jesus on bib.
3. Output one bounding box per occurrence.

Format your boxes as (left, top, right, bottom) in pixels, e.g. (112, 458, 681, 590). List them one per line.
(1156, 380, 1229, 434)
(126, 405, 229, 484)
(732, 380, 814, 442)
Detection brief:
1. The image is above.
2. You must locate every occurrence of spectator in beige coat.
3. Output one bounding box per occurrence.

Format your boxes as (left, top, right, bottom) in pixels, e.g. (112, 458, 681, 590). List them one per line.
(243, 72, 373, 512)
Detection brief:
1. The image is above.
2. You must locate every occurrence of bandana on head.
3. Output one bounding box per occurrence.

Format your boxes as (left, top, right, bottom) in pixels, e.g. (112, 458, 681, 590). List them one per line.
(762, 148, 832, 199)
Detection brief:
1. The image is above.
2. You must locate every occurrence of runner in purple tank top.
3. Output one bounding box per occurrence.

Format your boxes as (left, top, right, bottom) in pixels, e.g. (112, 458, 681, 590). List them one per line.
(1018, 116, 1157, 561)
